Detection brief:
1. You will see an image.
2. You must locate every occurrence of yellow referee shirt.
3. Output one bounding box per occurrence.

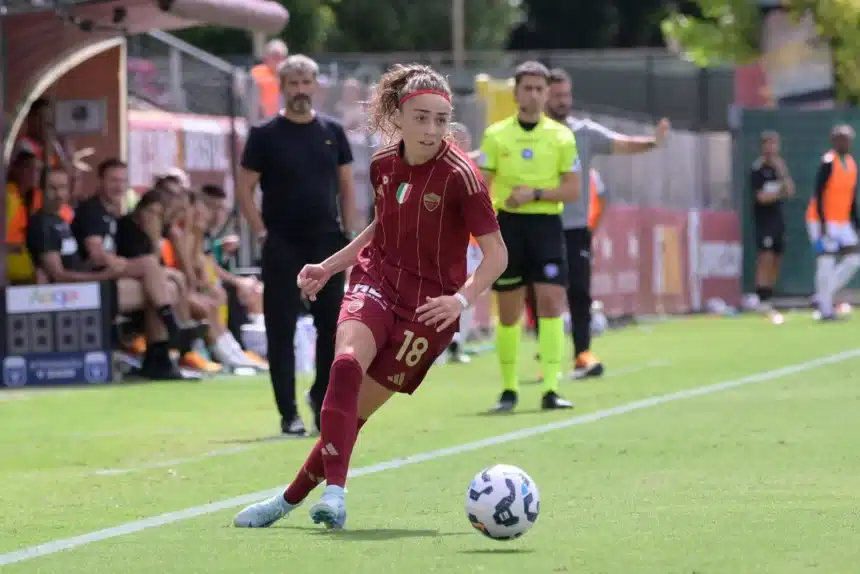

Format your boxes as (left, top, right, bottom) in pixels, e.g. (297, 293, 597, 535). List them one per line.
(478, 115, 579, 215)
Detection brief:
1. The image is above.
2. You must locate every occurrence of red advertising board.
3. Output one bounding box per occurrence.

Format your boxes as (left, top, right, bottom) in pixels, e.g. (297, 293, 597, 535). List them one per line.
(127, 110, 246, 206)
(592, 205, 741, 317)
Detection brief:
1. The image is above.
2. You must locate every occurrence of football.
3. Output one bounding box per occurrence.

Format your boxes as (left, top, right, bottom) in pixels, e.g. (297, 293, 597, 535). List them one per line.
(464, 464, 540, 540)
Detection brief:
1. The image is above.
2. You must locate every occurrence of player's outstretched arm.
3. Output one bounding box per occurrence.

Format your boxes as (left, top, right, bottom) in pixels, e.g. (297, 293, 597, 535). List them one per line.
(610, 118, 670, 154)
(321, 221, 377, 275)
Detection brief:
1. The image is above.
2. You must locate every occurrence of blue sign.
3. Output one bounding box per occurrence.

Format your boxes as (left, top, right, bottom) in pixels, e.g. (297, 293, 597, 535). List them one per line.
(2, 351, 111, 387)
(521, 148, 533, 159)
(1, 282, 114, 388)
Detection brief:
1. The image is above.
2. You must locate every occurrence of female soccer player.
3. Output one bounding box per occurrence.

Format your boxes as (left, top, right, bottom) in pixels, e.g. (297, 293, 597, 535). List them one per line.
(234, 64, 508, 530)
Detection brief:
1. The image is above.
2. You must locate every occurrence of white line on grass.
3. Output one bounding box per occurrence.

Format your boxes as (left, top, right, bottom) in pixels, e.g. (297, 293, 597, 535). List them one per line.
(1, 348, 858, 568)
(88, 361, 673, 477)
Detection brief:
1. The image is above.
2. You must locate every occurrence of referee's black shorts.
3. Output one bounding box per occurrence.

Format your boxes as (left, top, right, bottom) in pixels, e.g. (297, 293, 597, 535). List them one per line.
(492, 211, 567, 292)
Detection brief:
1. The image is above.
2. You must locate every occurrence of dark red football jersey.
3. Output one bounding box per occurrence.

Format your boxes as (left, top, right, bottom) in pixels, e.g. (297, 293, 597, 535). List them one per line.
(352, 140, 499, 320)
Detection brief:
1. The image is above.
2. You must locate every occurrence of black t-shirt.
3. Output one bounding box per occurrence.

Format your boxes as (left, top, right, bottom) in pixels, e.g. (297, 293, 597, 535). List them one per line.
(116, 214, 155, 259)
(749, 158, 784, 230)
(26, 210, 87, 273)
(71, 195, 118, 264)
(241, 113, 353, 239)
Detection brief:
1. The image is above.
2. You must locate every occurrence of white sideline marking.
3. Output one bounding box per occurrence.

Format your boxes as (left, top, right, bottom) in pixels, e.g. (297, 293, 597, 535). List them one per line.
(1, 348, 858, 567)
(89, 362, 672, 477)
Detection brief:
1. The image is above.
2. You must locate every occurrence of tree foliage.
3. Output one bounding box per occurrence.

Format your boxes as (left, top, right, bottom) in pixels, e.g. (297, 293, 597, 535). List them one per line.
(175, 0, 520, 57)
(661, 0, 860, 102)
(509, 0, 674, 50)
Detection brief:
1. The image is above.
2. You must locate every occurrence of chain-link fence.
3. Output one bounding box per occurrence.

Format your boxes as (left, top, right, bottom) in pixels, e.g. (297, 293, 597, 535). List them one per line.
(231, 50, 734, 132)
(127, 30, 243, 117)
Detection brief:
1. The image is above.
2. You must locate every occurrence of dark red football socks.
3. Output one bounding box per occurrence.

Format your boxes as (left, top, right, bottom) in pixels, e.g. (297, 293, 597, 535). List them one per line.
(283, 417, 367, 505)
(319, 354, 363, 488)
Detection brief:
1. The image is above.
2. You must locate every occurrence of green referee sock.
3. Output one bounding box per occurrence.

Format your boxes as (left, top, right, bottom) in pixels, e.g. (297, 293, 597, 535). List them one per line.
(537, 316, 564, 393)
(496, 323, 521, 393)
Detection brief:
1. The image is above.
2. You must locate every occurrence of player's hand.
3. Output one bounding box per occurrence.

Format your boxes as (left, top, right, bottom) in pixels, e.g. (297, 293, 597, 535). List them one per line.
(505, 186, 534, 209)
(416, 295, 462, 332)
(655, 118, 670, 147)
(297, 264, 331, 301)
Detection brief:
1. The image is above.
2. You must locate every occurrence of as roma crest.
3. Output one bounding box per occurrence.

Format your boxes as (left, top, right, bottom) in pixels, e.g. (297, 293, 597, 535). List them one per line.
(423, 192, 441, 212)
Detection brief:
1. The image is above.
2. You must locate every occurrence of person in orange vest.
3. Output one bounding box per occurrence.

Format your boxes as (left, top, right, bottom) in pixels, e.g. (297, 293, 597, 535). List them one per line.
(7, 150, 42, 283)
(806, 124, 860, 320)
(250, 39, 288, 119)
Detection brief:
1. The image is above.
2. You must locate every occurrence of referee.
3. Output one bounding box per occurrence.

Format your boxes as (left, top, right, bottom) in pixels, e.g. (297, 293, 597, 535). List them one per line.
(478, 61, 580, 413)
(545, 68, 669, 379)
(237, 55, 360, 437)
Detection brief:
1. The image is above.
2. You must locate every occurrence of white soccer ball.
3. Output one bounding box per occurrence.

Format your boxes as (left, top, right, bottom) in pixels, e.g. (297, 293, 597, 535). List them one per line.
(464, 464, 540, 540)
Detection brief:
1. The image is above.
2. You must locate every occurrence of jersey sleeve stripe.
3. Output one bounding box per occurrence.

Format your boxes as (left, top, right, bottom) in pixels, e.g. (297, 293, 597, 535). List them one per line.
(442, 155, 477, 196)
(371, 143, 398, 161)
(444, 152, 482, 196)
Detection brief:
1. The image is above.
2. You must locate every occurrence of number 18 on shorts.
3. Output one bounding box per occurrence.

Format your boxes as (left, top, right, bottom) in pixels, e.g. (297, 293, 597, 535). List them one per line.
(338, 284, 456, 394)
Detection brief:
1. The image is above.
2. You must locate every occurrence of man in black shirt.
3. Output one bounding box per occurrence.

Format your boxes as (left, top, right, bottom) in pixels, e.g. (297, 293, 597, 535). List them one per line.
(749, 131, 795, 320)
(238, 54, 359, 436)
(27, 167, 117, 283)
(73, 158, 189, 379)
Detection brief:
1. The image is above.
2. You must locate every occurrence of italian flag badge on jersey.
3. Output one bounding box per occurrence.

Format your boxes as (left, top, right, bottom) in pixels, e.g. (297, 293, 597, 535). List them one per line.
(396, 183, 412, 204)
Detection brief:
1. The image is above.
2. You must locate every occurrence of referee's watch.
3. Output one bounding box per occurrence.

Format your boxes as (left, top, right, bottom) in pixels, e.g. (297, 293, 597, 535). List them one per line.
(533, 188, 544, 201)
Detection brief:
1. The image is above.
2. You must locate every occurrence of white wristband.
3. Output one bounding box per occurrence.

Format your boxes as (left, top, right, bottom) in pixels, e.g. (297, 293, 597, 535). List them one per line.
(453, 292, 469, 309)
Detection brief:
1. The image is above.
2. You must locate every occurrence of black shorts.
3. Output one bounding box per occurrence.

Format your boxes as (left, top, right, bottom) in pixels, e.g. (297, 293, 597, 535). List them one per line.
(493, 211, 567, 292)
(755, 225, 785, 254)
(564, 227, 592, 295)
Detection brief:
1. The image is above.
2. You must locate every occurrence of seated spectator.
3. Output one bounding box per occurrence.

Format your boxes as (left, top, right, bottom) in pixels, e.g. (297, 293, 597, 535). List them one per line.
(26, 166, 119, 284)
(72, 158, 192, 380)
(115, 190, 220, 375)
(198, 184, 267, 368)
(184, 189, 264, 371)
(7, 149, 78, 283)
(155, 173, 198, 288)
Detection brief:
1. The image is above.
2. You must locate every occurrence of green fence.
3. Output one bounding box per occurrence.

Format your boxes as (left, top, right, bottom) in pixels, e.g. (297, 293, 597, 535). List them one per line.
(737, 109, 860, 296)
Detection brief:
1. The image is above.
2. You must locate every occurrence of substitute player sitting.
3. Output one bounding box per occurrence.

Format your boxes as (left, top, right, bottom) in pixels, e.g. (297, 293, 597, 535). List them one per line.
(806, 124, 860, 320)
(234, 63, 507, 530)
(479, 61, 581, 412)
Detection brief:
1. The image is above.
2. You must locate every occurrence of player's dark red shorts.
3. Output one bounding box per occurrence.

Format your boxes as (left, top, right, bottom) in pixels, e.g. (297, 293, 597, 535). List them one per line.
(338, 279, 456, 395)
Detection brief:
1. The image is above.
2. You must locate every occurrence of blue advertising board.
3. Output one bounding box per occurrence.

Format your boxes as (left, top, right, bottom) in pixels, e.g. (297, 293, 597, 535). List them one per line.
(1, 282, 114, 387)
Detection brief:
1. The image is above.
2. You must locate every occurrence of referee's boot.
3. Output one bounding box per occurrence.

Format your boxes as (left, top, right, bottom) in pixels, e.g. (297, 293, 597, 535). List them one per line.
(490, 390, 518, 413)
(541, 391, 573, 410)
(572, 351, 604, 380)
